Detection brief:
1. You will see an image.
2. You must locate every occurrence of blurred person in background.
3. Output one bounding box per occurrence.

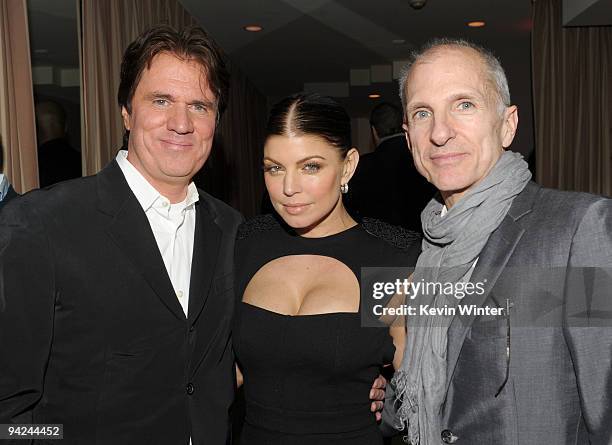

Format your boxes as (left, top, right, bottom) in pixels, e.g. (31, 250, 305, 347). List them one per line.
(35, 100, 81, 187)
(347, 102, 435, 232)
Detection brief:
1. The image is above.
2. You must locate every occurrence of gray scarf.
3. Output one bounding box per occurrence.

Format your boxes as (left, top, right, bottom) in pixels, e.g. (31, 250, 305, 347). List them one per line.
(391, 150, 531, 444)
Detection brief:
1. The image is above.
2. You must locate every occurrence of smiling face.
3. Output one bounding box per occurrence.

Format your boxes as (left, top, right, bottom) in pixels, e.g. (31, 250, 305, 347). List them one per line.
(403, 46, 518, 207)
(122, 52, 218, 201)
(263, 134, 358, 237)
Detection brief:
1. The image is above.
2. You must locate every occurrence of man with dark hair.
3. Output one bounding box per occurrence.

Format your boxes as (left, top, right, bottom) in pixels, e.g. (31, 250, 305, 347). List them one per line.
(35, 100, 82, 187)
(0, 25, 385, 445)
(370, 102, 404, 143)
(0, 139, 18, 209)
(0, 25, 240, 445)
(384, 38, 612, 444)
(347, 102, 435, 232)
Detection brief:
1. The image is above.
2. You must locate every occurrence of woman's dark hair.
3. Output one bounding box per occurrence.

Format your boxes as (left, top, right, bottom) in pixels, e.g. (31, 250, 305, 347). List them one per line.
(118, 24, 229, 147)
(266, 93, 352, 157)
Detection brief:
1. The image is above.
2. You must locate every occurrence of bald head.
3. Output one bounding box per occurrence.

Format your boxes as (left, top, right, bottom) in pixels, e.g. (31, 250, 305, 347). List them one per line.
(399, 38, 510, 116)
(35, 101, 67, 145)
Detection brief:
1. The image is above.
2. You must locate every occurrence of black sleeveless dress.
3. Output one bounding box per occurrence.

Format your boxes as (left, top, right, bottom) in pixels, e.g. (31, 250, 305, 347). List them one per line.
(234, 215, 420, 445)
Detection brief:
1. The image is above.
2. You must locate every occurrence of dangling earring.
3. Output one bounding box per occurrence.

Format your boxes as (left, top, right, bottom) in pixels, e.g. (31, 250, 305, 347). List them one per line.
(340, 183, 349, 194)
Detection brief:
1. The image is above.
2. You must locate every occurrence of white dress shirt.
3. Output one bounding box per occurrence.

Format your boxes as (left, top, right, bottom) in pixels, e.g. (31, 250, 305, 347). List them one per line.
(116, 150, 198, 317)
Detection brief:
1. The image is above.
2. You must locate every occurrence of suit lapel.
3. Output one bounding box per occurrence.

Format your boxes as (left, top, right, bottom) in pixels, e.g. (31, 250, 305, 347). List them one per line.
(187, 195, 222, 324)
(444, 182, 540, 394)
(97, 161, 186, 322)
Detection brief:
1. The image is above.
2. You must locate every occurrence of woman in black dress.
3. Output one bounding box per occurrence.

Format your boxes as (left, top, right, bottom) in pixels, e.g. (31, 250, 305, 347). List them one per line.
(234, 93, 420, 444)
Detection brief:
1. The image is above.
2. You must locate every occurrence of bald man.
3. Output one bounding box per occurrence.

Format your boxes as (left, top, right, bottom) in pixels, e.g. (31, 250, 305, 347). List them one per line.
(385, 38, 612, 445)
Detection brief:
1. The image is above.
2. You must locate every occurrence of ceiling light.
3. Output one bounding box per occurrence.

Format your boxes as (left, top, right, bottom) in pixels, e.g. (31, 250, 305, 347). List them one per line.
(467, 21, 486, 28)
(409, 0, 427, 9)
(243, 25, 263, 32)
(368, 94, 381, 99)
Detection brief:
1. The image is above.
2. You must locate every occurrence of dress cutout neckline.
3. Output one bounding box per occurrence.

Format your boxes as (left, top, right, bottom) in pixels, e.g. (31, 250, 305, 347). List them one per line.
(241, 301, 360, 317)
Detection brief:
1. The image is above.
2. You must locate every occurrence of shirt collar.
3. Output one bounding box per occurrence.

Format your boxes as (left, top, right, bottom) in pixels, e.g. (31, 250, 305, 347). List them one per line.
(0, 174, 8, 201)
(184, 182, 199, 208)
(115, 150, 199, 212)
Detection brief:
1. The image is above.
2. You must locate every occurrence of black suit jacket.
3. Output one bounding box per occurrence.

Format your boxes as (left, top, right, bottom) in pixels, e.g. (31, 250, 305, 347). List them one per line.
(0, 161, 242, 444)
(347, 135, 436, 232)
(0, 184, 17, 210)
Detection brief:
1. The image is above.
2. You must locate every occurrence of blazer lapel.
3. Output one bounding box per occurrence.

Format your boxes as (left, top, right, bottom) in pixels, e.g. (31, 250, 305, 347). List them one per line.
(187, 193, 222, 324)
(97, 161, 186, 322)
(444, 182, 540, 394)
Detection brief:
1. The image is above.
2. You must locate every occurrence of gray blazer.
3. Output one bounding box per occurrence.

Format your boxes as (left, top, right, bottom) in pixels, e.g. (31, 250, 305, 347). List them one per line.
(383, 182, 612, 444)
